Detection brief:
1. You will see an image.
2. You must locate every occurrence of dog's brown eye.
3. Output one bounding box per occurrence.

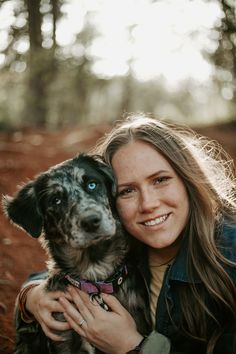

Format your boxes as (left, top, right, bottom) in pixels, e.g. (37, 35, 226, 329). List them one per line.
(51, 197, 61, 205)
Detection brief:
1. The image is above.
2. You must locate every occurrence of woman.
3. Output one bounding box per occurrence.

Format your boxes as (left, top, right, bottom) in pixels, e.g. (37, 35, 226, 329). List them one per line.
(15, 115, 236, 354)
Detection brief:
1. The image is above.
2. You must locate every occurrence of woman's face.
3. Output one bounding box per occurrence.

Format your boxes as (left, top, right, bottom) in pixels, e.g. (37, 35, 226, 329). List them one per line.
(112, 140, 189, 251)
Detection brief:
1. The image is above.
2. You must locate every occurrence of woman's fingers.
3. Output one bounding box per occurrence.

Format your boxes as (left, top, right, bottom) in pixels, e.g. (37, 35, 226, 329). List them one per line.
(41, 322, 66, 342)
(63, 311, 87, 337)
(65, 287, 95, 320)
(101, 293, 128, 315)
(59, 296, 88, 337)
(59, 294, 92, 325)
(39, 305, 71, 341)
(46, 313, 71, 331)
(63, 287, 129, 319)
(46, 299, 65, 313)
(47, 290, 72, 302)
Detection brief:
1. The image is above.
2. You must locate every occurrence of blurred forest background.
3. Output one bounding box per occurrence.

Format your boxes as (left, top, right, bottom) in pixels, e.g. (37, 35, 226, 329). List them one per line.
(0, 0, 235, 129)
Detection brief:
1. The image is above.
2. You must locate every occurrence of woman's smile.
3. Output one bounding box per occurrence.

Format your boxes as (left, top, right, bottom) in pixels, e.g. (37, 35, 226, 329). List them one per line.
(140, 213, 170, 227)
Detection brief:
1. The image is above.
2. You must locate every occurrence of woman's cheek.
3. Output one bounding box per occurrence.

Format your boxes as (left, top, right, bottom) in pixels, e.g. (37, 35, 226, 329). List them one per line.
(116, 200, 133, 224)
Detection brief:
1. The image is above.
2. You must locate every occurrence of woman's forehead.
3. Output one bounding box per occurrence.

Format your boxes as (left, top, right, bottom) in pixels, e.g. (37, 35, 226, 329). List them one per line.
(111, 140, 174, 183)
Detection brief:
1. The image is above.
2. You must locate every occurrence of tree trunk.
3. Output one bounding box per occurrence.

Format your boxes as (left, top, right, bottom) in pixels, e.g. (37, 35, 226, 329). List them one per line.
(25, 0, 48, 127)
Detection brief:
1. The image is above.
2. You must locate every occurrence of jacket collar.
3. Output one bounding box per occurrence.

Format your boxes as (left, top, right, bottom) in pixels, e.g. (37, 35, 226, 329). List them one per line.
(136, 238, 202, 284)
(168, 239, 202, 283)
(167, 219, 236, 283)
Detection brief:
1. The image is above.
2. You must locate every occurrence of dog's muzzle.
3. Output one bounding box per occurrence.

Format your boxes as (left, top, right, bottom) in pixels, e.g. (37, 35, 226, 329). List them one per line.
(80, 211, 102, 232)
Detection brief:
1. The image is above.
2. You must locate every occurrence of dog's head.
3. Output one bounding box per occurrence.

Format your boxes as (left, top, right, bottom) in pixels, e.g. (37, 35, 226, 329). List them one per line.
(2, 154, 118, 249)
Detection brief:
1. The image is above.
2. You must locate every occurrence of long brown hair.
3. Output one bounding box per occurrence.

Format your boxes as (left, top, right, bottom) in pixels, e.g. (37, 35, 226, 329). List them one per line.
(93, 113, 236, 354)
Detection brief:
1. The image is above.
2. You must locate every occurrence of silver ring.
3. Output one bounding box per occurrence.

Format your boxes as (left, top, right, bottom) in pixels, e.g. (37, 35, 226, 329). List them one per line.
(79, 319, 86, 327)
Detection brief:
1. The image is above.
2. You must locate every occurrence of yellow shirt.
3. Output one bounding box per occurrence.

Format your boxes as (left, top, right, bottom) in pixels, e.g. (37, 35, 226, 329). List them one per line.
(149, 263, 168, 327)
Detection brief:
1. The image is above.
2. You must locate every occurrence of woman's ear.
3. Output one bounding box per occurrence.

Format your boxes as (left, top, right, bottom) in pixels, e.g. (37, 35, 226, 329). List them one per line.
(2, 181, 43, 238)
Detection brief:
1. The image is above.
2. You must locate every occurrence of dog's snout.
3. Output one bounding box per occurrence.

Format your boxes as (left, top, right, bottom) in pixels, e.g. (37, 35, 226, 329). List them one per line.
(80, 213, 101, 232)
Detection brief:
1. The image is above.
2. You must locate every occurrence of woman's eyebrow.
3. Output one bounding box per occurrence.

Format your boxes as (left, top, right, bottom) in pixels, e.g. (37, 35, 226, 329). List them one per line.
(117, 182, 134, 188)
(147, 170, 169, 179)
(117, 170, 170, 187)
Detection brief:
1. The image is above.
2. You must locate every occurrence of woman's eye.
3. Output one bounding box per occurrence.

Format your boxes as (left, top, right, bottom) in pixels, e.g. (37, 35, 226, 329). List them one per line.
(87, 181, 97, 191)
(154, 176, 169, 185)
(118, 187, 135, 197)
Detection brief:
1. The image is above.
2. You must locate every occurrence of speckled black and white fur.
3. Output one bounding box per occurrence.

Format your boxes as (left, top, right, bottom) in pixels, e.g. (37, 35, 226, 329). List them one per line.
(3, 154, 151, 354)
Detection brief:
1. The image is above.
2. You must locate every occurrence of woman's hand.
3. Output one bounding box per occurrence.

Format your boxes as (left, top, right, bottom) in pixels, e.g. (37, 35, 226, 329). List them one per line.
(59, 286, 144, 354)
(25, 280, 71, 341)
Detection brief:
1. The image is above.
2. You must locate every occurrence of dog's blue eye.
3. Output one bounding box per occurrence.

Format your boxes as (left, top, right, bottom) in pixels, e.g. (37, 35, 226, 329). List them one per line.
(87, 181, 97, 191)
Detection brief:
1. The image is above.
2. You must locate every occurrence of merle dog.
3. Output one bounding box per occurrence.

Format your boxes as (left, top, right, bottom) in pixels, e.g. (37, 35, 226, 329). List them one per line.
(3, 154, 150, 354)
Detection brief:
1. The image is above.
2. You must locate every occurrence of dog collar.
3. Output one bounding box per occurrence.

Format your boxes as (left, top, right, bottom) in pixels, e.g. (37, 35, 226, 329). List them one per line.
(65, 264, 128, 294)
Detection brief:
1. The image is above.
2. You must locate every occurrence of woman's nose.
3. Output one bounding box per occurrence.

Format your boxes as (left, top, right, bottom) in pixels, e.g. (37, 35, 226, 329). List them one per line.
(138, 188, 160, 213)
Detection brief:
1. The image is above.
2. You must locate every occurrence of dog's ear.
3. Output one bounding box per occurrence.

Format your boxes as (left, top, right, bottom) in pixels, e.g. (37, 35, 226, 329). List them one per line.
(2, 181, 43, 238)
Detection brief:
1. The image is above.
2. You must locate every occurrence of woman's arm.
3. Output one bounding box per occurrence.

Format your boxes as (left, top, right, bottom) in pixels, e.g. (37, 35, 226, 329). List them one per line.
(59, 286, 170, 354)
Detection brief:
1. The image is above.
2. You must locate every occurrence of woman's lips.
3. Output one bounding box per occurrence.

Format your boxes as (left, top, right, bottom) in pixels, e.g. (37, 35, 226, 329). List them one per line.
(141, 213, 170, 226)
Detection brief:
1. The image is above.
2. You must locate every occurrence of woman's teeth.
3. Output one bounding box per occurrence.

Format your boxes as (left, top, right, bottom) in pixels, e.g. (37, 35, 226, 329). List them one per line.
(144, 214, 168, 226)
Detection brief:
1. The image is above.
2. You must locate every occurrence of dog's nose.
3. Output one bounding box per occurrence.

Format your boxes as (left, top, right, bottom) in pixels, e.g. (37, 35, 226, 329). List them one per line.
(80, 213, 101, 232)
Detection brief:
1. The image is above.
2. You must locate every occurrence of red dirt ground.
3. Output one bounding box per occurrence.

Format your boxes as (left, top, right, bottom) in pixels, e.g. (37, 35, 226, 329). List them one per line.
(0, 121, 235, 354)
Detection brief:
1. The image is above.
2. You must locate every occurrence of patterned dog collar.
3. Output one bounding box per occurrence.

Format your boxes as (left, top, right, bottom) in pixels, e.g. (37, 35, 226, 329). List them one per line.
(65, 264, 128, 294)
